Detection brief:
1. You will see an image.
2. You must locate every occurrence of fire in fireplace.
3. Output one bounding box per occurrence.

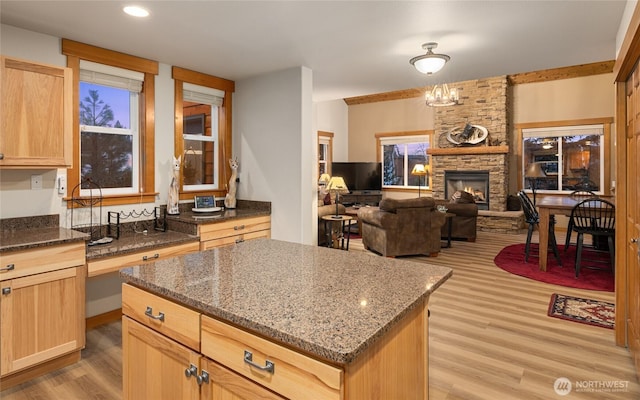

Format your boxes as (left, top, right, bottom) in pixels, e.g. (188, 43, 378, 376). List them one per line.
(444, 170, 490, 210)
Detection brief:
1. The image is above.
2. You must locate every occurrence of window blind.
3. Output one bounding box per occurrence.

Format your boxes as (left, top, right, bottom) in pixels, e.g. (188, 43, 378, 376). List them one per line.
(80, 60, 143, 92)
(183, 83, 224, 107)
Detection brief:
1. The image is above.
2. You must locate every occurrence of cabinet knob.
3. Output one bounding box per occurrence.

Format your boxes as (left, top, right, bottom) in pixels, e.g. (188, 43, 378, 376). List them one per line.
(197, 370, 209, 385)
(2, 287, 11, 295)
(0, 153, 4, 160)
(632, 238, 638, 244)
(184, 364, 197, 378)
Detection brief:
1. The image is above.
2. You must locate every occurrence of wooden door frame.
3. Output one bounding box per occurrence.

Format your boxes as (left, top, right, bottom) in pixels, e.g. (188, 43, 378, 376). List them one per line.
(613, 3, 640, 347)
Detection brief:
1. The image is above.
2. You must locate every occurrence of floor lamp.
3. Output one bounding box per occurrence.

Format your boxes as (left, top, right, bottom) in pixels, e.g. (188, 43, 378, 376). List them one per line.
(411, 164, 429, 197)
(525, 162, 547, 205)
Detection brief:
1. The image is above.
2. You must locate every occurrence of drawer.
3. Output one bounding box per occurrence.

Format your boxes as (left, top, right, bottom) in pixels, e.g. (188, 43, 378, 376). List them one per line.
(122, 283, 200, 351)
(198, 216, 270, 242)
(201, 316, 342, 400)
(0, 242, 85, 281)
(87, 241, 199, 277)
(200, 229, 270, 251)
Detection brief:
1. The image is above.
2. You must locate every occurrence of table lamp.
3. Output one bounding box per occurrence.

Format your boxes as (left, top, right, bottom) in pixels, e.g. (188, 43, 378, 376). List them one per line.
(325, 176, 349, 218)
(411, 164, 429, 198)
(525, 162, 547, 205)
(318, 173, 331, 189)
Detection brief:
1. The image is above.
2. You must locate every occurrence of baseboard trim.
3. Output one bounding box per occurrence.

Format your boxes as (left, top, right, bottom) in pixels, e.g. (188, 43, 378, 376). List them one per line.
(86, 308, 122, 331)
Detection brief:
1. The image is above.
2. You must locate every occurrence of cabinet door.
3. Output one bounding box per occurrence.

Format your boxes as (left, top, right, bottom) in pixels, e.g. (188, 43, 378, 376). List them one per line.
(0, 266, 85, 376)
(201, 358, 285, 400)
(0, 56, 72, 167)
(123, 317, 200, 400)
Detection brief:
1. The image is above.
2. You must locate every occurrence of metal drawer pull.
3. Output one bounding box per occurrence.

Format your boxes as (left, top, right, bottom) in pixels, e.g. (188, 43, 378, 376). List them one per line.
(2, 288, 11, 295)
(235, 238, 245, 244)
(234, 224, 245, 230)
(197, 370, 209, 385)
(142, 253, 160, 261)
(144, 306, 165, 322)
(1, 264, 15, 272)
(185, 364, 197, 378)
(243, 350, 275, 374)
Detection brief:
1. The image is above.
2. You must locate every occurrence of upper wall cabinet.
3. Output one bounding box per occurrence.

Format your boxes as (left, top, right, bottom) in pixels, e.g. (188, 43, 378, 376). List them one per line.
(0, 56, 73, 169)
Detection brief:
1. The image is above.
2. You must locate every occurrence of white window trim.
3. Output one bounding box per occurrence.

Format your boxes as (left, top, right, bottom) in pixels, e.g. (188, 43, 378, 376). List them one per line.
(380, 135, 430, 189)
(522, 124, 604, 194)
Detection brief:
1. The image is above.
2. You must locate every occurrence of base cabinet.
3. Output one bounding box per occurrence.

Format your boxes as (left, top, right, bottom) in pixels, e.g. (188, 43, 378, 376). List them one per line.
(198, 215, 271, 251)
(0, 242, 86, 387)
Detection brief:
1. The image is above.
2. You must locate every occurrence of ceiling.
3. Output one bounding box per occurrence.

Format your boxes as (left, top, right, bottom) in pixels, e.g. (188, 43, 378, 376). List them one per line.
(0, 1, 628, 102)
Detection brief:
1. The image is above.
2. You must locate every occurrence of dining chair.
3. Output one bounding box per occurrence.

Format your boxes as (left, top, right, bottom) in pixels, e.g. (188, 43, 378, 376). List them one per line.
(517, 190, 562, 265)
(564, 190, 599, 252)
(568, 198, 615, 278)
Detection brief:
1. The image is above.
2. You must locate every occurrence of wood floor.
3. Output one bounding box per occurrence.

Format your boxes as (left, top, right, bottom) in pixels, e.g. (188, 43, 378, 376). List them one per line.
(1, 231, 638, 399)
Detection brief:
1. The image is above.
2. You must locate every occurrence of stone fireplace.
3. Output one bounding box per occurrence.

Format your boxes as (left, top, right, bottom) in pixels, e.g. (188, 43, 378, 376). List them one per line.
(445, 170, 490, 210)
(428, 76, 511, 212)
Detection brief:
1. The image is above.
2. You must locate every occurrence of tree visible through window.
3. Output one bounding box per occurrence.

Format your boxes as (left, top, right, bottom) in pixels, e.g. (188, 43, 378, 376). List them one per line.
(79, 82, 138, 192)
(378, 134, 430, 189)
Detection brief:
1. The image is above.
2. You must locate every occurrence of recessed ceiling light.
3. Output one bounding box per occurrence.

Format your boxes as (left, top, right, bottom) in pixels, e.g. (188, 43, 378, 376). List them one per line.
(123, 6, 149, 18)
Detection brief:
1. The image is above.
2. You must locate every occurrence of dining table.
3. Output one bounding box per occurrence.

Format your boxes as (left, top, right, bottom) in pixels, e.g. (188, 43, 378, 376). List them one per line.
(536, 195, 615, 271)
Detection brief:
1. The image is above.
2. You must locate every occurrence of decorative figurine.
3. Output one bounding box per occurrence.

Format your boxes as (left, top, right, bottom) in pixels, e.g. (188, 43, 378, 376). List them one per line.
(224, 157, 238, 209)
(167, 155, 181, 215)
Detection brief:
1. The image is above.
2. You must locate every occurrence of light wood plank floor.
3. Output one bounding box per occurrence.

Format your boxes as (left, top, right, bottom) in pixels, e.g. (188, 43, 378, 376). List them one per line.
(1, 231, 638, 399)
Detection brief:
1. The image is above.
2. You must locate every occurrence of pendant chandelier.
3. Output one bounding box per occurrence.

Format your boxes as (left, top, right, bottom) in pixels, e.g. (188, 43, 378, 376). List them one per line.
(425, 83, 459, 107)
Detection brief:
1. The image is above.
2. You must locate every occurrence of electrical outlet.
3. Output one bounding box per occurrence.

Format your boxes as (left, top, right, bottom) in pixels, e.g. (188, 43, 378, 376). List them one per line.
(31, 174, 43, 190)
(58, 175, 66, 195)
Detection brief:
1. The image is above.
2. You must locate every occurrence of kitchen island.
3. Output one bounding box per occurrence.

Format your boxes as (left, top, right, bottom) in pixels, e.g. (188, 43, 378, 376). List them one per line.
(120, 238, 452, 399)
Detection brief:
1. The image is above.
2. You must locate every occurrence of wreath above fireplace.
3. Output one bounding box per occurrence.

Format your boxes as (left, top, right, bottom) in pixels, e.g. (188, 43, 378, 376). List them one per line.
(446, 123, 488, 146)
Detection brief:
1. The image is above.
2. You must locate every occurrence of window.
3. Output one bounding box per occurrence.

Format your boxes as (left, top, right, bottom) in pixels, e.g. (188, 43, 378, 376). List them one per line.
(62, 39, 158, 206)
(520, 120, 611, 194)
(173, 66, 234, 200)
(318, 131, 333, 176)
(79, 61, 142, 195)
(376, 132, 431, 190)
(182, 83, 223, 191)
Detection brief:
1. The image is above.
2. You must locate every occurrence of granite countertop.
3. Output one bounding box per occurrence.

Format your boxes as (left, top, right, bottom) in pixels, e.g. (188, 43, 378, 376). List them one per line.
(120, 238, 452, 364)
(85, 230, 199, 261)
(0, 226, 89, 253)
(167, 207, 270, 225)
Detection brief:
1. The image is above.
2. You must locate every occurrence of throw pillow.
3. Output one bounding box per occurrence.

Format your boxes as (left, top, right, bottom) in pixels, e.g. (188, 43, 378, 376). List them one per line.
(450, 190, 475, 204)
(323, 193, 332, 205)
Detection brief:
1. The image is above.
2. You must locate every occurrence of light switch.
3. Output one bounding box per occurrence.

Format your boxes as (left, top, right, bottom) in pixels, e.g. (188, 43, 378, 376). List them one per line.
(31, 174, 43, 190)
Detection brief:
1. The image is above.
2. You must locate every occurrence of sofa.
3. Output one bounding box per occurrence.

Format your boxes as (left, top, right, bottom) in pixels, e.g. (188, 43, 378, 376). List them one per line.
(357, 197, 446, 257)
(434, 190, 478, 242)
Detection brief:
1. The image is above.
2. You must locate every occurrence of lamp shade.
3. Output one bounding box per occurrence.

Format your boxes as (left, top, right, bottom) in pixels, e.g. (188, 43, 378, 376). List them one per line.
(409, 42, 450, 75)
(411, 164, 428, 176)
(525, 162, 547, 178)
(318, 173, 331, 185)
(326, 176, 349, 194)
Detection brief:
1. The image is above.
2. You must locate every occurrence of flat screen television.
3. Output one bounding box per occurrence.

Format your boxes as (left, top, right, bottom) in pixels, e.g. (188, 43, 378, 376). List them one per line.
(331, 162, 382, 192)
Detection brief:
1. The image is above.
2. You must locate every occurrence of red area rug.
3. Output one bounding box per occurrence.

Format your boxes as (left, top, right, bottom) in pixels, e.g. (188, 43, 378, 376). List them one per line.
(547, 293, 614, 329)
(493, 243, 614, 292)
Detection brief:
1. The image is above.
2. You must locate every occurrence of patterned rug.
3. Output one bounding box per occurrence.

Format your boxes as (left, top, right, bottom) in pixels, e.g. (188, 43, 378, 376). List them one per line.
(547, 293, 615, 329)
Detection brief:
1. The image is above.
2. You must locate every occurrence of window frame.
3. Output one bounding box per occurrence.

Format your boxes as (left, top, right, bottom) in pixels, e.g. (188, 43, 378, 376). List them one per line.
(516, 117, 613, 196)
(375, 130, 433, 192)
(318, 131, 334, 177)
(173, 66, 234, 200)
(62, 39, 159, 206)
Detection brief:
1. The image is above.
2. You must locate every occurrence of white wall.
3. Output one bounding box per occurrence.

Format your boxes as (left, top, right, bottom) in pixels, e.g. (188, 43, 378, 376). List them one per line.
(234, 67, 314, 244)
(315, 99, 349, 162)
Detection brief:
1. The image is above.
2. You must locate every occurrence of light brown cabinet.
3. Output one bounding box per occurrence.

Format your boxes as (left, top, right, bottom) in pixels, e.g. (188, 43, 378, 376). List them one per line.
(0, 242, 85, 388)
(198, 215, 270, 251)
(122, 281, 430, 400)
(0, 55, 73, 168)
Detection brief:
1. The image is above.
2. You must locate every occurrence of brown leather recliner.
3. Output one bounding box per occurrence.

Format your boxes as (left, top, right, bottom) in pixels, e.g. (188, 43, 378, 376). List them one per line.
(434, 191, 478, 242)
(357, 197, 446, 257)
